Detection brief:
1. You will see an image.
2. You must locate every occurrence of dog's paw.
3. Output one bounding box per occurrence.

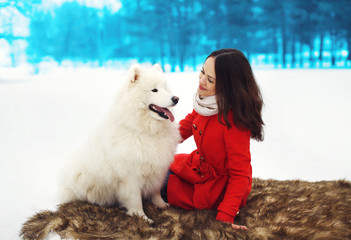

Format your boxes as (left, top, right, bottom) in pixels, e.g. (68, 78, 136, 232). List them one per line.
(152, 199, 169, 209)
(157, 202, 169, 209)
(142, 215, 154, 224)
(127, 210, 154, 224)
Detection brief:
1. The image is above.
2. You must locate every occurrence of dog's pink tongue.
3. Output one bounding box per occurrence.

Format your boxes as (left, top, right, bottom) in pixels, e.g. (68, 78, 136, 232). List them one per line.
(164, 108, 175, 122)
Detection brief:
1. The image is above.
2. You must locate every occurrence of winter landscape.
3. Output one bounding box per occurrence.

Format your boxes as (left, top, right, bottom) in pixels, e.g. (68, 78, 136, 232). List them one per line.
(1, 0, 351, 238)
(0, 66, 351, 239)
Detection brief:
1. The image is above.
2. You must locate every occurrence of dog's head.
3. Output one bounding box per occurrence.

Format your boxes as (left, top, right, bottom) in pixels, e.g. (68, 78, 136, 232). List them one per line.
(126, 64, 179, 122)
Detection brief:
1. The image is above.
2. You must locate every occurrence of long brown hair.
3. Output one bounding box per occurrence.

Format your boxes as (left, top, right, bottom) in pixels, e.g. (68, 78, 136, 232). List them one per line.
(208, 49, 264, 141)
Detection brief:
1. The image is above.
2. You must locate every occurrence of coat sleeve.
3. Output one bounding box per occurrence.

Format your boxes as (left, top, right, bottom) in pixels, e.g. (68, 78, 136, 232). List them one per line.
(216, 124, 252, 223)
(178, 110, 197, 142)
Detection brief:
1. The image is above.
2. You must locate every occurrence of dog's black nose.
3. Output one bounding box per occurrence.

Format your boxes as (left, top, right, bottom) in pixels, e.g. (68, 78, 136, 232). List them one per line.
(172, 96, 179, 105)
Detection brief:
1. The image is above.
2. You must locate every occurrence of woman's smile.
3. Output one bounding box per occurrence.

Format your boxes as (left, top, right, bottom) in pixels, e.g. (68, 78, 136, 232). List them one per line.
(199, 85, 206, 91)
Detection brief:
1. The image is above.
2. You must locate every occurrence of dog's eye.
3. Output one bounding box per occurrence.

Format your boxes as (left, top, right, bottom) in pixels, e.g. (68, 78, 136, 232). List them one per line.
(151, 89, 158, 92)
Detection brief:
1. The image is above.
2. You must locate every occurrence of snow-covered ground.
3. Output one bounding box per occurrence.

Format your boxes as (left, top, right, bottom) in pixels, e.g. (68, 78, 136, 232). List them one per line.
(1, 67, 350, 239)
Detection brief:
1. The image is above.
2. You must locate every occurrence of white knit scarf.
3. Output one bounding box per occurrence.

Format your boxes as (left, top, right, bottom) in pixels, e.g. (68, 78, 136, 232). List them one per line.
(193, 91, 218, 116)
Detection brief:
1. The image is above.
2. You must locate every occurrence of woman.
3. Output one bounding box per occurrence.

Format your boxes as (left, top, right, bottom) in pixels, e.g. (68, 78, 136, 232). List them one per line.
(162, 48, 264, 229)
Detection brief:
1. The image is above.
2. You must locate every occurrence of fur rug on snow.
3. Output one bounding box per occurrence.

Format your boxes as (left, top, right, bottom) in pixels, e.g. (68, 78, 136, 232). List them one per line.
(21, 178, 351, 240)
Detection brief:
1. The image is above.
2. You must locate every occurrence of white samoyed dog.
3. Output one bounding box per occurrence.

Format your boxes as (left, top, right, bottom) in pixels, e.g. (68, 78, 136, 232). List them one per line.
(59, 64, 181, 222)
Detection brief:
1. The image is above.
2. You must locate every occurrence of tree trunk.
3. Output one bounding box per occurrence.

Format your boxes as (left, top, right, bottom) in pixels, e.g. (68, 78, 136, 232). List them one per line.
(319, 34, 324, 64)
(347, 32, 351, 62)
(292, 34, 296, 68)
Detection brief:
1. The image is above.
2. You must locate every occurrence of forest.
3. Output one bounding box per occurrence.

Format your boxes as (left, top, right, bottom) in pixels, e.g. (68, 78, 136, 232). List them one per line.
(1, 0, 351, 71)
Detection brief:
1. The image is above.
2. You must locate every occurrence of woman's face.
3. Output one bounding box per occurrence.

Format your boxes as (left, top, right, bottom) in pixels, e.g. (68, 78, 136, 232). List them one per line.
(198, 57, 216, 97)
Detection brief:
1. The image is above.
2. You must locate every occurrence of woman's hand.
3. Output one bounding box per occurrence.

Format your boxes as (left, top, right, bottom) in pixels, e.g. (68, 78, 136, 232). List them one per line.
(231, 223, 248, 230)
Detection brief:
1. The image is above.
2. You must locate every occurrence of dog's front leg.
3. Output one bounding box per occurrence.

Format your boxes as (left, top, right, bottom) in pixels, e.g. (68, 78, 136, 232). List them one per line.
(122, 187, 153, 223)
(151, 190, 169, 209)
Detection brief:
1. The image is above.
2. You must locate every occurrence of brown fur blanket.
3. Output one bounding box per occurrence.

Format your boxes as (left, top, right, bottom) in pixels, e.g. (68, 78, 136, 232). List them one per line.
(21, 178, 351, 240)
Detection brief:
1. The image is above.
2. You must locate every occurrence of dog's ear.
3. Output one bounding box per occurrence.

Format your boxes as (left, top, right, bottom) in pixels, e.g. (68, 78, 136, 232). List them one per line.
(128, 64, 141, 83)
(152, 64, 163, 72)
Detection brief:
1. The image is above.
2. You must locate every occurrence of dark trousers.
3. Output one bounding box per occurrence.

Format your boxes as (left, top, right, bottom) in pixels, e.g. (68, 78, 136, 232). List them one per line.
(161, 170, 173, 203)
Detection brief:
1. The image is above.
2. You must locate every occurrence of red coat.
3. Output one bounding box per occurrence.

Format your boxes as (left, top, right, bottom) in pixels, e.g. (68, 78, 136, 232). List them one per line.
(167, 110, 252, 223)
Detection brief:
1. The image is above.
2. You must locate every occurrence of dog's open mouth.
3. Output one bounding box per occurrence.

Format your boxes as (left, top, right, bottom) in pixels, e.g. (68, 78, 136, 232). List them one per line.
(149, 104, 175, 122)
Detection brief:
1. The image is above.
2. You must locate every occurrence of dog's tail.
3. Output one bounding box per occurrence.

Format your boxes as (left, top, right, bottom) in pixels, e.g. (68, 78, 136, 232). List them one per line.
(20, 210, 67, 240)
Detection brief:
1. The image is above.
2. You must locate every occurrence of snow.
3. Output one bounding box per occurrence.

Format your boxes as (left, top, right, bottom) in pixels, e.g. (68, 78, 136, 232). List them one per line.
(0, 67, 350, 239)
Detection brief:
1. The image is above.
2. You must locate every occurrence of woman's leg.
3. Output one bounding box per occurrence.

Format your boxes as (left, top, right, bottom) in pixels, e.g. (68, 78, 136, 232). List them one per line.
(161, 170, 173, 203)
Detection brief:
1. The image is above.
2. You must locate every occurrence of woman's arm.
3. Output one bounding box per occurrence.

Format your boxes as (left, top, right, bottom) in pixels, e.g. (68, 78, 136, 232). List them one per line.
(178, 110, 197, 142)
(216, 124, 252, 223)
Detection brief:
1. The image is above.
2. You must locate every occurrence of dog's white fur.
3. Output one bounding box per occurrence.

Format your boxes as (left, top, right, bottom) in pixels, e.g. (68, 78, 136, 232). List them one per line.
(59, 64, 181, 222)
